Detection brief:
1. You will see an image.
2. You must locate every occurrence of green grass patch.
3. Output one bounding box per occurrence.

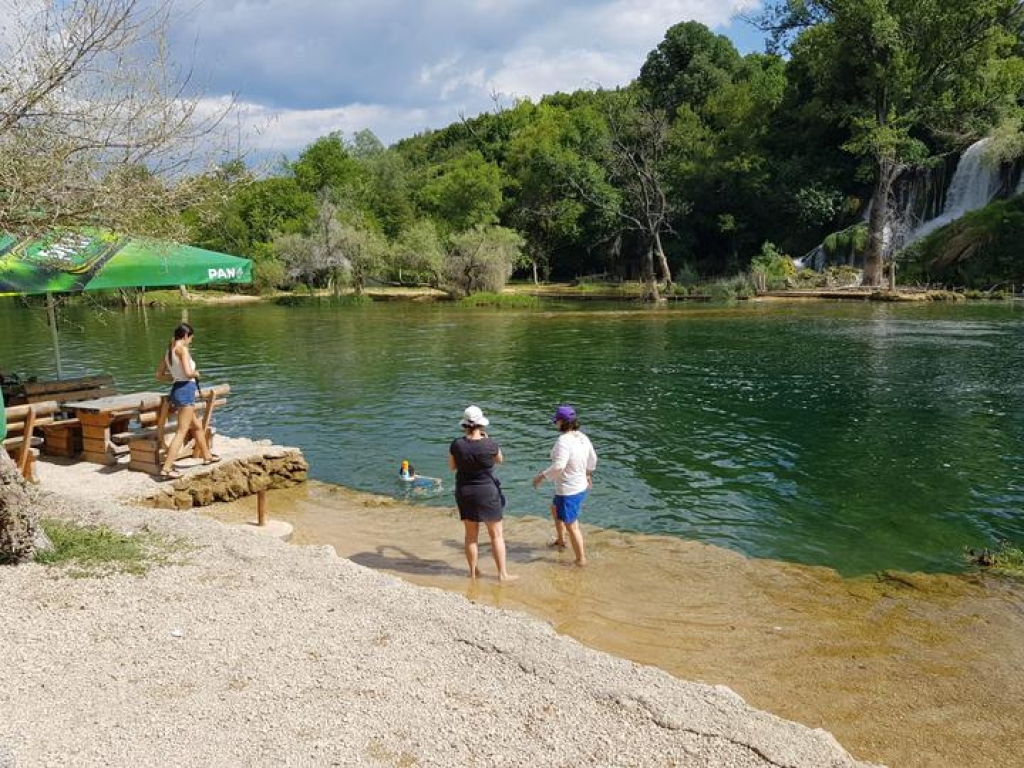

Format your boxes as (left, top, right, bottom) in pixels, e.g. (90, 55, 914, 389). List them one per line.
(458, 292, 540, 307)
(965, 540, 1024, 577)
(36, 519, 186, 577)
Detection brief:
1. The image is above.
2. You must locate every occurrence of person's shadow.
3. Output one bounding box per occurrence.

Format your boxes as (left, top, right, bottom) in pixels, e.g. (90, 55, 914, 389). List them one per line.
(348, 544, 463, 577)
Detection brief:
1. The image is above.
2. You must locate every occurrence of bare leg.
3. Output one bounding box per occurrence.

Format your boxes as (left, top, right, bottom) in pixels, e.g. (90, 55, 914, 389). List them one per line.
(549, 505, 566, 547)
(189, 419, 215, 462)
(485, 520, 518, 582)
(566, 521, 587, 566)
(463, 521, 481, 578)
(161, 406, 197, 475)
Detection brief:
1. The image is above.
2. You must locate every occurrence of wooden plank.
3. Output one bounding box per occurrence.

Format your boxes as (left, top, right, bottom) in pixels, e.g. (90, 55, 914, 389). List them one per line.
(82, 436, 109, 454)
(21, 375, 115, 396)
(130, 446, 161, 463)
(77, 411, 112, 427)
(21, 386, 118, 404)
(42, 427, 80, 457)
(128, 460, 161, 475)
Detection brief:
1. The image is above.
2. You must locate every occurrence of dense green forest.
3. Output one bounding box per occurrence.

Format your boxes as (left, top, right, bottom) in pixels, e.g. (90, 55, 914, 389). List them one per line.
(178, 2, 1024, 298)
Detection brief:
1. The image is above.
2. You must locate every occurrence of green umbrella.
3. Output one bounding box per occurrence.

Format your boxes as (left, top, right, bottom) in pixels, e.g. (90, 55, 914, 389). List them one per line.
(0, 229, 253, 376)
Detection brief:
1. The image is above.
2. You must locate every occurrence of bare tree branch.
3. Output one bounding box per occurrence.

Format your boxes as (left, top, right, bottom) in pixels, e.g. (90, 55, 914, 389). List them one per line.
(0, 0, 238, 238)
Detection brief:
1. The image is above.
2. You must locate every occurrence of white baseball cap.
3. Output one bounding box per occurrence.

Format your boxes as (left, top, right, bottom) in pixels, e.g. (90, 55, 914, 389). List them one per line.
(460, 405, 490, 428)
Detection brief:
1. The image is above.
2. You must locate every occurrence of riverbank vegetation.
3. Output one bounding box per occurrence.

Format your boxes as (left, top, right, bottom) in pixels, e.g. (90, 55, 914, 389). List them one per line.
(5, 4, 1024, 307)
(175, 3, 1024, 300)
(966, 540, 1024, 578)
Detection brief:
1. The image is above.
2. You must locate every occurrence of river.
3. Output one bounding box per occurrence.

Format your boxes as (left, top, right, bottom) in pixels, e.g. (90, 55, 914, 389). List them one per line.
(3, 296, 1024, 766)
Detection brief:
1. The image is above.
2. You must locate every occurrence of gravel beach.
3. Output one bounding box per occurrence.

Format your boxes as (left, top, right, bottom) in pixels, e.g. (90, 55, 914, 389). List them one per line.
(0, 441, 878, 767)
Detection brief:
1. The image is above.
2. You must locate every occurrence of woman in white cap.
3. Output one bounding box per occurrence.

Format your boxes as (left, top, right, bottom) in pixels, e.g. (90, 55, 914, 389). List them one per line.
(448, 405, 516, 582)
(532, 404, 597, 566)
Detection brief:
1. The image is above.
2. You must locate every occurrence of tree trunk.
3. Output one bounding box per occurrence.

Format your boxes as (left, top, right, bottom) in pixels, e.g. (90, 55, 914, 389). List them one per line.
(653, 230, 672, 286)
(641, 238, 660, 302)
(0, 451, 44, 564)
(863, 164, 894, 287)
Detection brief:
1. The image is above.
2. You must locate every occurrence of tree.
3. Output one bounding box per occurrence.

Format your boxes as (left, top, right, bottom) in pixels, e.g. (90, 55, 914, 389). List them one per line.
(761, 0, 1024, 286)
(291, 133, 363, 199)
(504, 104, 594, 283)
(392, 219, 445, 286)
(417, 151, 504, 235)
(583, 90, 677, 299)
(0, 0, 235, 238)
(638, 21, 742, 119)
(443, 226, 525, 298)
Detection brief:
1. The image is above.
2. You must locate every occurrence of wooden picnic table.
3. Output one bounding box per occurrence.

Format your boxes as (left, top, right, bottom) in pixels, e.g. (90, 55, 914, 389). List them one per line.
(62, 391, 165, 464)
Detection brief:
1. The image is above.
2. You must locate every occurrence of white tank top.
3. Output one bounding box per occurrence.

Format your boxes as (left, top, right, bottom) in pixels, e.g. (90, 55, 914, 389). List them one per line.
(168, 346, 194, 382)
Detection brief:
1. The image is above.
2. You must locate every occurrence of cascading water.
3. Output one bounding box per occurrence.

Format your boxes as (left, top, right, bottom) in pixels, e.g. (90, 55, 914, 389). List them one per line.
(795, 138, 1004, 271)
(902, 138, 1002, 245)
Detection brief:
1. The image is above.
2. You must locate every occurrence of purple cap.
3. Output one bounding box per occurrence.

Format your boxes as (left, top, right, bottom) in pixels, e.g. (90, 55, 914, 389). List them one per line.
(552, 405, 576, 423)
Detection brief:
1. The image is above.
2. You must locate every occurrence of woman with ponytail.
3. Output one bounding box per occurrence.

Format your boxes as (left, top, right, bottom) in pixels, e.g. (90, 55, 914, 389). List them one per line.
(155, 323, 219, 479)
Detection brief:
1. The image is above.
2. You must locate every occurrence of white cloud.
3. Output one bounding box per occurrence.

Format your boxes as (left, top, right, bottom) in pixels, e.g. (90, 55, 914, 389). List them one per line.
(489, 47, 635, 100)
(170, 0, 766, 155)
(219, 98, 441, 158)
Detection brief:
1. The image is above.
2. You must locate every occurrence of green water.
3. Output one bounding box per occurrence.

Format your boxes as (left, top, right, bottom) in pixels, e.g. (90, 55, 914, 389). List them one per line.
(3, 297, 1023, 575)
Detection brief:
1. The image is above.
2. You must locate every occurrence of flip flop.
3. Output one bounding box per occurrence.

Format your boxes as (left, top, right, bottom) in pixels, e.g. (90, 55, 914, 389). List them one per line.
(159, 469, 183, 481)
(203, 455, 222, 465)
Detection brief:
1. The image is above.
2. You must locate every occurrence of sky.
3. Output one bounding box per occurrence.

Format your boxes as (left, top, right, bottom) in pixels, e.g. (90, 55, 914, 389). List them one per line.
(172, 1, 768, 159)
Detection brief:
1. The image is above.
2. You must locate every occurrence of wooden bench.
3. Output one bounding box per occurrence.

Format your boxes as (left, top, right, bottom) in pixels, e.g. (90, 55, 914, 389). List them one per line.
(2, 400, 60, 481)
(4, 376, 118, 459)
(3, 374, 117, 407)
(116, 384, 231, 475)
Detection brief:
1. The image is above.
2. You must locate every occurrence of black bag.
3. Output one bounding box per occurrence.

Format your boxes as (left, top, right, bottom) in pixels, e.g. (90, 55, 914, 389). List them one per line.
(493, 475, 507, 509)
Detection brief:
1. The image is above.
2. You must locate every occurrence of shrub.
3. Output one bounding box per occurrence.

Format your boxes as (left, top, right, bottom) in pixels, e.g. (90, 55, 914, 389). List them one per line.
(750, 242, 797, 290)
(442, 225, 525, 298)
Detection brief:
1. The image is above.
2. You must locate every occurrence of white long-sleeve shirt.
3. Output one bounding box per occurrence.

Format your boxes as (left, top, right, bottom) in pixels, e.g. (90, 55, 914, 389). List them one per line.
(540, 430, 597, 496)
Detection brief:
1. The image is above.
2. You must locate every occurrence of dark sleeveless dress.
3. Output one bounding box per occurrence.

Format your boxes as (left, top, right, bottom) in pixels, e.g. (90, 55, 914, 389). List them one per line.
(449, 436, 503, 523)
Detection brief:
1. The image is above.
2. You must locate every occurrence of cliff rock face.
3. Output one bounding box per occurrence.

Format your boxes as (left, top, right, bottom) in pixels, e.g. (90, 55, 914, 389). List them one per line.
(147, 448, 309, 510)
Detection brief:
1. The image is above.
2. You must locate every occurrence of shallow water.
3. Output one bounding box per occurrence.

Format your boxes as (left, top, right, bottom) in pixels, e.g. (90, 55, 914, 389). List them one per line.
(206, 483, 1024, 768)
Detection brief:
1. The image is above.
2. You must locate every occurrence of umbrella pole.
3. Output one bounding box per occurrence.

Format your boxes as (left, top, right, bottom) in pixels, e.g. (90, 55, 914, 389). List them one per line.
(46, 292, 64, 379)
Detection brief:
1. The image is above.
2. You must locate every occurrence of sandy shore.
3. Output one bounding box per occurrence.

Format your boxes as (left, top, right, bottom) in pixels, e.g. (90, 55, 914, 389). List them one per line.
(0, 442, 876, 767)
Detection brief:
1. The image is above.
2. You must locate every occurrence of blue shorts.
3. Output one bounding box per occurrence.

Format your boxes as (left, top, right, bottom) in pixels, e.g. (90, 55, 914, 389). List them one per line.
(169, 380, 199, 408)
(552, 490, 587, 524)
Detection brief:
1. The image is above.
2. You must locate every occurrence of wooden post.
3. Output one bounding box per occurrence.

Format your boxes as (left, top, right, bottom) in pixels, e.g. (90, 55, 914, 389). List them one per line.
(256, 490, 267, 527)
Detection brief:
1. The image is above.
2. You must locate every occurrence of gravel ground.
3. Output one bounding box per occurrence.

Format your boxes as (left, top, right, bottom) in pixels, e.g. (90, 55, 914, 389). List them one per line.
(0, 449, 880, 767)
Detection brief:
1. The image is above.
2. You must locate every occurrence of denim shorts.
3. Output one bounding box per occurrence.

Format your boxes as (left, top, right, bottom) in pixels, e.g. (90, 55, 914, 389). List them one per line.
(169, 380, 199, 408)
(553, 490, 588, 524)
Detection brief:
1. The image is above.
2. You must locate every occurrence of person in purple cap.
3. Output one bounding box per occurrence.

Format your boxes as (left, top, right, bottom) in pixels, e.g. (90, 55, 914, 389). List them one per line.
(532, 404, 597, 566)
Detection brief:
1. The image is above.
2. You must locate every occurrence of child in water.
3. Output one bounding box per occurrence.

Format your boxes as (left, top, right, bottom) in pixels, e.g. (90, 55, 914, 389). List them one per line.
(398, 459, 443, 492)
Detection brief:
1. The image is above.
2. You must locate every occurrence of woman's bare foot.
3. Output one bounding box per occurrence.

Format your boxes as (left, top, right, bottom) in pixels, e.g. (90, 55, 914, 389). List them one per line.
(499, 573, 520, 583)
(547, 538, 566, 548)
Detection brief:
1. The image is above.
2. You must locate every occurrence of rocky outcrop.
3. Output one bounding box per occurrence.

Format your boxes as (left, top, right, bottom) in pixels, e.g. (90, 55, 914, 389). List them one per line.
(0, 451, 51, 564)
(145, 448, 308, 510)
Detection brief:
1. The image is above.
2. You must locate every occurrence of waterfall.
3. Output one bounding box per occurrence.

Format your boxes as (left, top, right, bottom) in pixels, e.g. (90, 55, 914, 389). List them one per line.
(903, 138, 1001, 245)
(795, 138, 1003, 272)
